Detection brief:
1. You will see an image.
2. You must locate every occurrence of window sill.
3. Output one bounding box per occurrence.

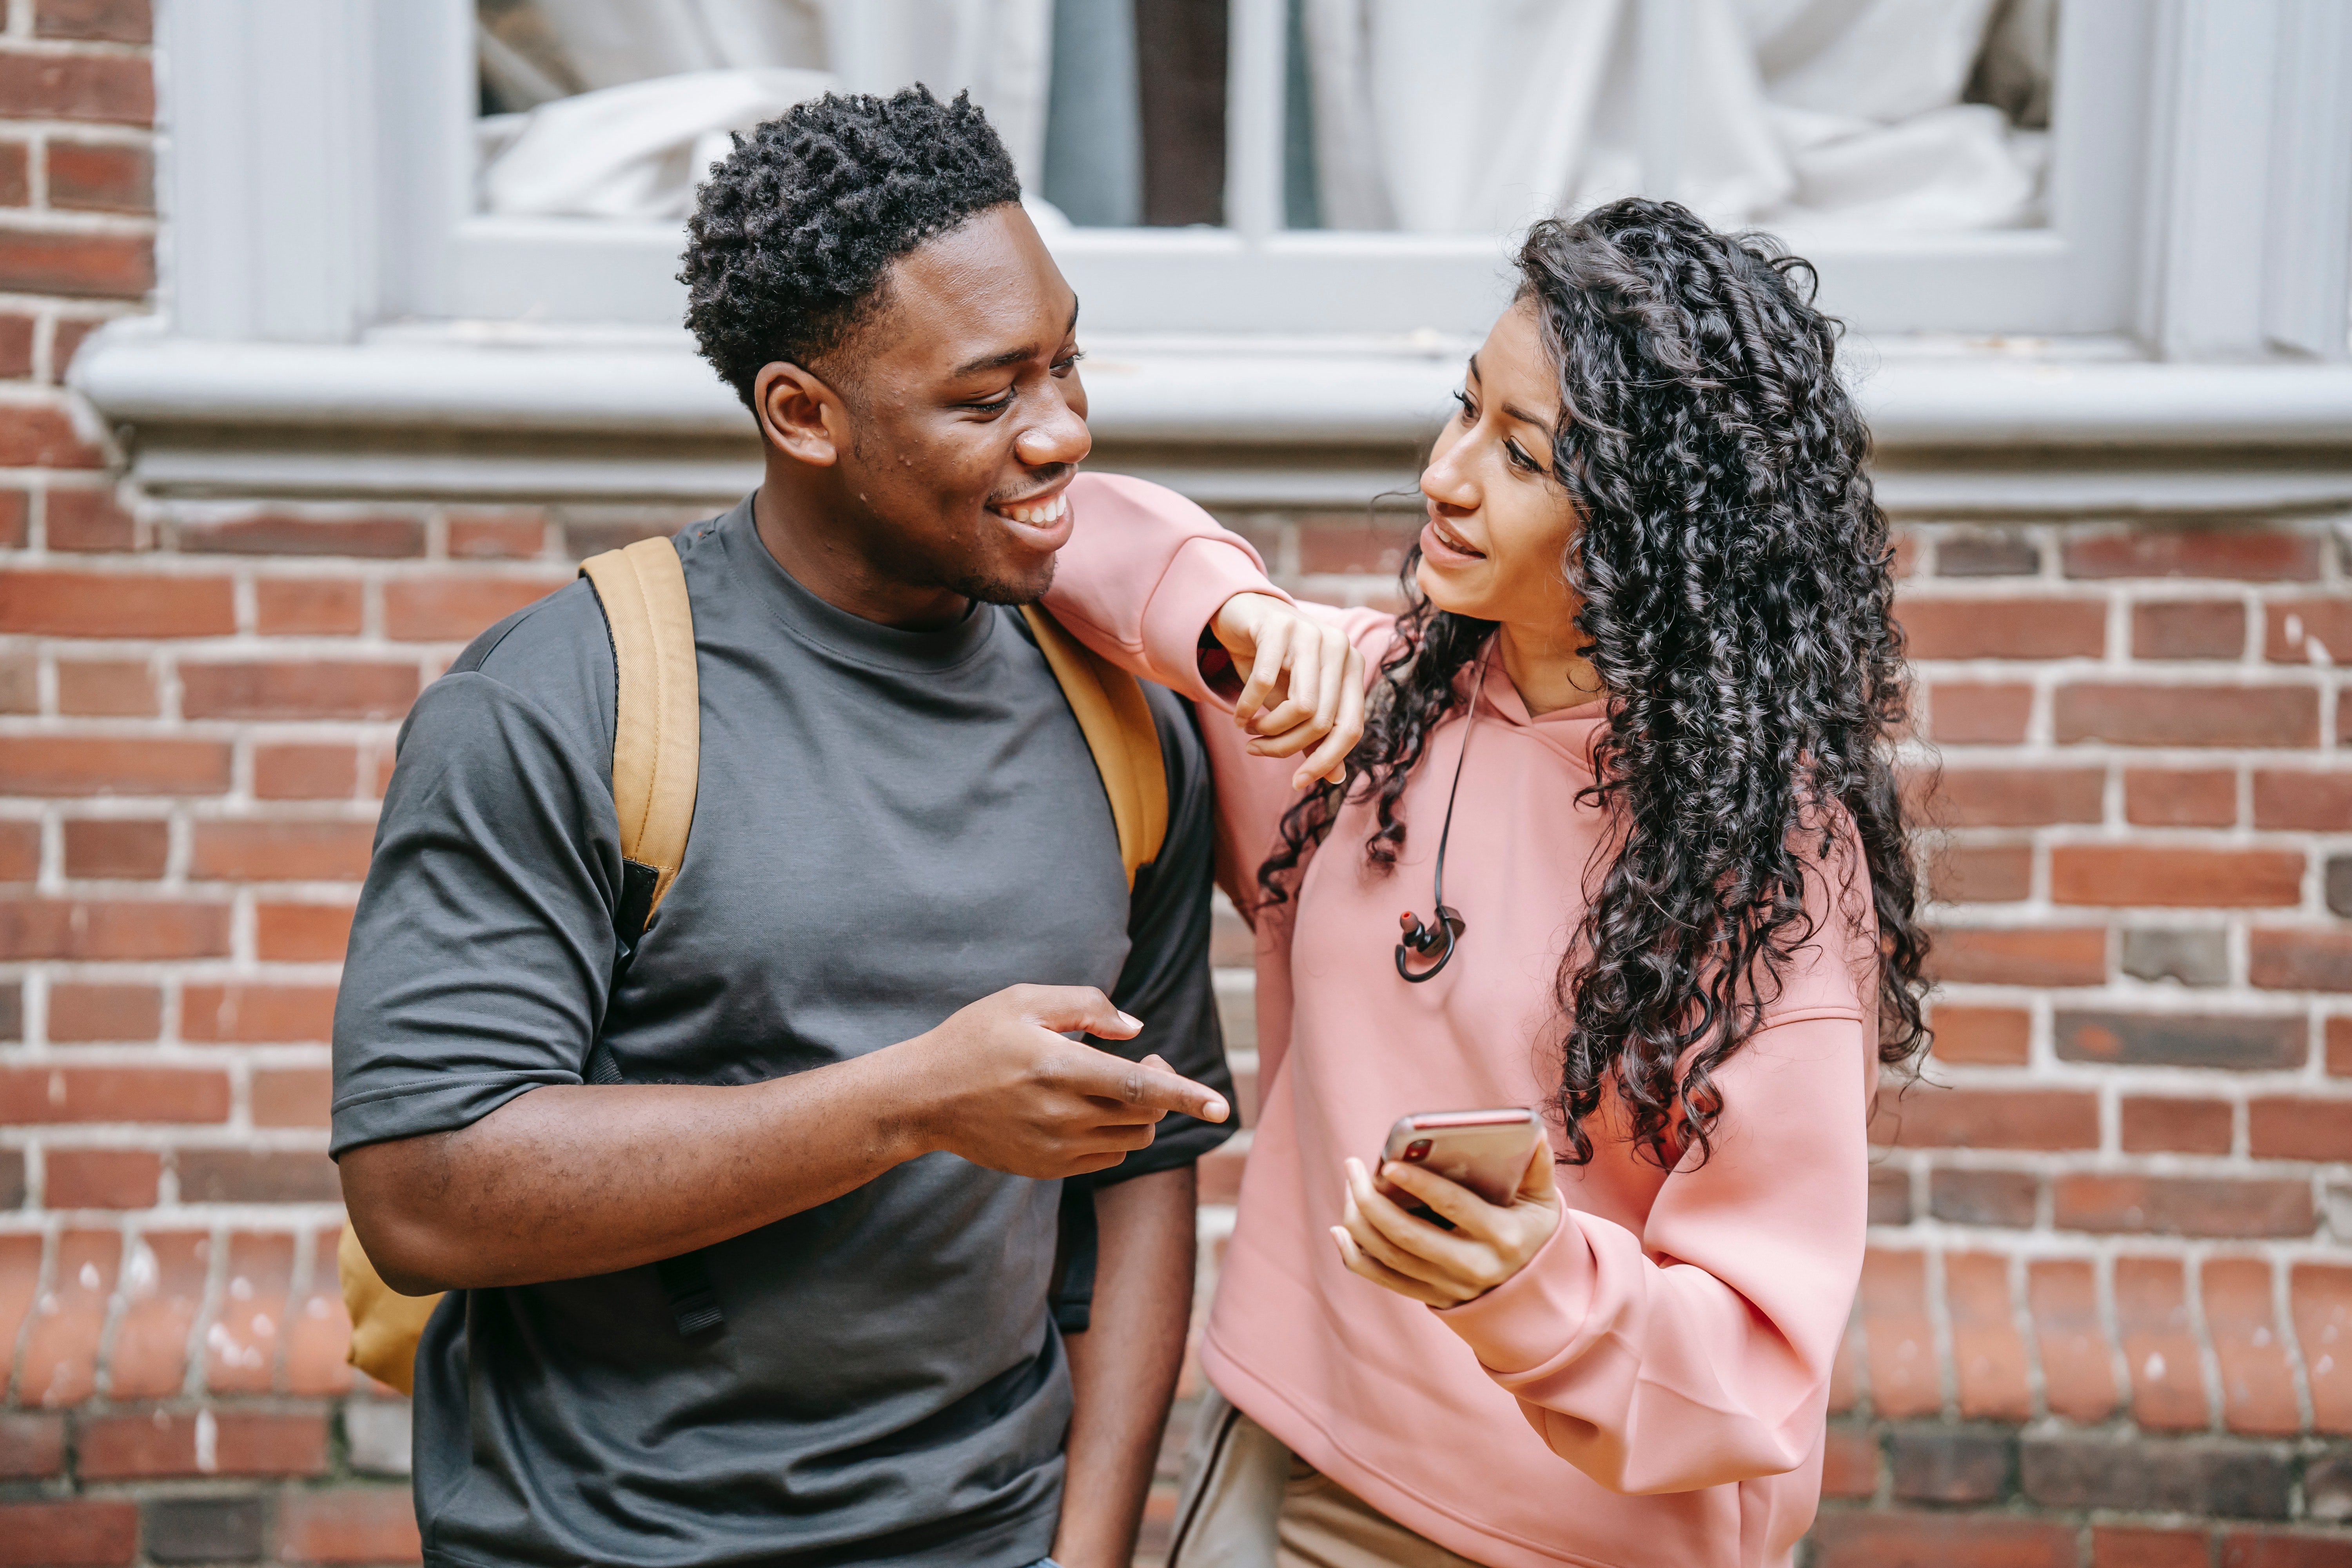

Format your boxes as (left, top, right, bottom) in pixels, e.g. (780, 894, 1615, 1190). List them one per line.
(72, 322, 2352, 513)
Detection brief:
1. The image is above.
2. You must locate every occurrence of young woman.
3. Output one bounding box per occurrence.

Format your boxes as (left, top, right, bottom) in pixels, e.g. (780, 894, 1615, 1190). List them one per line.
(1042, 198, 1927, 1568)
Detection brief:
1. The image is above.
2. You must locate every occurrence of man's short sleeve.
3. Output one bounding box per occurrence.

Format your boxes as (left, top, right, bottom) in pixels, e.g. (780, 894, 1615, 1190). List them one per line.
(1089, 685, 1237, 1182)
(330, 642, 624, 1158)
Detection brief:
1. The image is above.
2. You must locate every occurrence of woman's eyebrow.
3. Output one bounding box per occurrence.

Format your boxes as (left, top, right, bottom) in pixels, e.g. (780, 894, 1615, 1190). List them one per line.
(1501, 401, 1557, 432)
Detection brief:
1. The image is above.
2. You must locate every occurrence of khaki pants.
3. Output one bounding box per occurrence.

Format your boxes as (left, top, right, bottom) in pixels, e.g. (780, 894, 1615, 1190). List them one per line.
(1166, 1385, 1487, 1568)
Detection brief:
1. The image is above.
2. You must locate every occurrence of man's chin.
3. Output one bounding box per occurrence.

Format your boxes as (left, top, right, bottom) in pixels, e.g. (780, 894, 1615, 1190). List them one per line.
(955, 555, 1056, 608)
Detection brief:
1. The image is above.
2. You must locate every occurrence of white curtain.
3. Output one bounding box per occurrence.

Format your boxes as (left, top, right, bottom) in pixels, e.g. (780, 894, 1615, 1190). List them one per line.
(478, 0, 1053, 222)
(1302, 0, 2050, 234)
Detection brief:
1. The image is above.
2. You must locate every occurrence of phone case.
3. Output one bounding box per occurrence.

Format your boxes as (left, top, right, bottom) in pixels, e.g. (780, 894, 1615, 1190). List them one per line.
(1377, 1108, 1544, 1209)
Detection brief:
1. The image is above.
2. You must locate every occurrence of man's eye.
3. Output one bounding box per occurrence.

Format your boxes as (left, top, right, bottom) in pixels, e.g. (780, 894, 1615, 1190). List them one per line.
(967, 388, 1016, 413)
(1052, 349, 1086, 376)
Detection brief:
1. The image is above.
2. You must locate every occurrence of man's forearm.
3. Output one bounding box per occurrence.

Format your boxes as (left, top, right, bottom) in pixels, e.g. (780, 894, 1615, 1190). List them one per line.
(1054, 1165, 1197, 1568)
(339, 1050, 928, 1294)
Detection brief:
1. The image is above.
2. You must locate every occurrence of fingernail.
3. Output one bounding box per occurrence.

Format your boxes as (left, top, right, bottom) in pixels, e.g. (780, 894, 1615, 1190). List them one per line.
(1202, 1096, 1229, 1122)
(1116, 1011, 1143, 1032)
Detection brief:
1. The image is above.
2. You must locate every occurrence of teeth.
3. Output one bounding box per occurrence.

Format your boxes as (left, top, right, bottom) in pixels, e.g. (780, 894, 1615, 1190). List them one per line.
(995, 493, 1069, 526)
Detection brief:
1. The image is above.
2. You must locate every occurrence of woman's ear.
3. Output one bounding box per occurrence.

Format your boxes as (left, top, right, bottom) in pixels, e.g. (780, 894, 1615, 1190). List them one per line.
(753, 361, 844, 467)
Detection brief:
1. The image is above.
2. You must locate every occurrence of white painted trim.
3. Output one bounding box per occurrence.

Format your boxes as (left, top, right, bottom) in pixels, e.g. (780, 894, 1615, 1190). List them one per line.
(74, 326, 2352, 451)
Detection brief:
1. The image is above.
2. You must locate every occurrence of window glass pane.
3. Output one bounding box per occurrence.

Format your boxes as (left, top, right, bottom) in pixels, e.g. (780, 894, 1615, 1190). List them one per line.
(1039, 0, 1231, 227)
(1283, 0, 2058, 234)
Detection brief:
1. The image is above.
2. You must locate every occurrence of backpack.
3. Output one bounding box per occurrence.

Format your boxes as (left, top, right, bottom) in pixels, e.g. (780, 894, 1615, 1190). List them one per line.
(339, 535, 1169, 1395)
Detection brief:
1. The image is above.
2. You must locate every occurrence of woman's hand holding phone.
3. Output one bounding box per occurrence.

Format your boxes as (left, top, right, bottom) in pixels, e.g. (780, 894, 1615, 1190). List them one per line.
(1331, 1142, 1561, 1308)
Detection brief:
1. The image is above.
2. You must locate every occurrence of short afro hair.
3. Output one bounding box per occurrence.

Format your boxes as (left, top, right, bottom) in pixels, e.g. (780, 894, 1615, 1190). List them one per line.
(681, 85, 1022, 408)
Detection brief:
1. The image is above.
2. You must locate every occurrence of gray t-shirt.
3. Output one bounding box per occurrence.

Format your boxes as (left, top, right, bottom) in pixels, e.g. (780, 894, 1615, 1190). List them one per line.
(331, 495, 1231, 1568)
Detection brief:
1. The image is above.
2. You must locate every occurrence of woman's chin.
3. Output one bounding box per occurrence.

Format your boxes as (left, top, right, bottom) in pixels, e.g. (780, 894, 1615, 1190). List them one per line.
(1415, 559, 1493, 619)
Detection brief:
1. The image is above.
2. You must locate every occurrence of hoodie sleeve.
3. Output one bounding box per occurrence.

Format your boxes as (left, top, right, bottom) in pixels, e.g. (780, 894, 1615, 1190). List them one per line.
(1045, 472, 1394, 908)
(1432, 853, 1882, 1495)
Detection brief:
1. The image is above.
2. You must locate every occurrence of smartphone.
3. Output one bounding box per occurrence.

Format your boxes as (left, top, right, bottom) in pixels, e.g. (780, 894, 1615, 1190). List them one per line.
(1376, 1108, 1546, 1215)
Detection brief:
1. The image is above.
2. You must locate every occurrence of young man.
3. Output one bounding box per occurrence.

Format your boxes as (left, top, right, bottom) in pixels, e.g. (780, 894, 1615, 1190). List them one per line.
(333, 89, 1236, 1568)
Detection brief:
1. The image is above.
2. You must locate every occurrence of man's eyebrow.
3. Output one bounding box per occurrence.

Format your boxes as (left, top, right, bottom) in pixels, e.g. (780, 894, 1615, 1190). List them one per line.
(949, 301, 1083, 380)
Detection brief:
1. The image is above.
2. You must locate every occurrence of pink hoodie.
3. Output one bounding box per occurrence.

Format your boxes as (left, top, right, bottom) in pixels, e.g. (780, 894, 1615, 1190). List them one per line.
(1046, 473, 1880, 1568)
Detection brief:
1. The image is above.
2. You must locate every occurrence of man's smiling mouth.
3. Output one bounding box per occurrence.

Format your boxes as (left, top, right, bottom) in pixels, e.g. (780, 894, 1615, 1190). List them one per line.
(989, 492, 1070, 526)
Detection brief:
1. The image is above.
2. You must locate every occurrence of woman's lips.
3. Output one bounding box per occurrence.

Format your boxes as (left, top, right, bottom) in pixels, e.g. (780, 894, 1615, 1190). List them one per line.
(1421, 515, 1486, 563)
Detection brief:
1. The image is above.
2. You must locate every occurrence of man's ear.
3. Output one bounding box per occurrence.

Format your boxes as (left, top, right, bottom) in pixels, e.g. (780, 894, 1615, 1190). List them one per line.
(753, 361, 846, 466)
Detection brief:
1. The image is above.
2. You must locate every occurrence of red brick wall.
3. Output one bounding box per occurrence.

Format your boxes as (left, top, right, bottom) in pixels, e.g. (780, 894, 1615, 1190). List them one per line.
(2, 14, 2349, 1568)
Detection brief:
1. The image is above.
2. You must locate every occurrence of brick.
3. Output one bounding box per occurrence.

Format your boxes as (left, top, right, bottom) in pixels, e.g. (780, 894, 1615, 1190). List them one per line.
(16, 1229, 117, 1407)
(145, 1497, 266, 1566)
(0, 1412, 64, 1477)
(1829, 1310, 1861, 1414)
(190, 820, 374, 882)
(2121, 1096, 2234, 1154)
(175, 512, 423, 558)
(2308, 1452, 2352, 1524)
(182, 983, 338, 1044)
(34, 0, 152, 43)
(2266, 597, 2352, 664)
(1926, 682, 2033, 743)
(178, 1150, 339, 1205)
(49, 316, 101, 379)
(47, 141, 150, 214)
(1920, 766, 2102, 827)
(1809, 1512, 2073, 1568)
(1873, 1086, 2097, 1150)
(2220, 1534, 2352, 1568)
(54, 657, 155, 715)
(78, 1409, 327, 1478)
(61, 818, 166, 878)
(1820, 1425, 1878, 1499)
(2122, 927, 2231, 987)
(0, 897, 227, 958)
(0, 1147, 19, 1205)
(0, 401, 103, 465)
(2136, 599, 2249, 659)
(0, 737, 229, 797)
(382, 573, 566, 642)
(1868, 1167, 1910, 1225)
(0, 982, 23, 1040)
(256, 900, 355, 961)
(46, 981, 158, 1042)
(0, 569, 230, 637)
(255, 577, 363, 635)
(1927, 843, 2031, 903)
(277, 1488, 424, 1566)
(447, 508, 547, 558)
(2096, 1527, 2216, 1568)
(1858, 1249, 1939, 1419)
(0, 1065, 229, 1123)
(1900, 596, 2105, 660)
(0, 49, 151, 125)
(2252, 929, 2352, 992)
(1888, 1425, 2009, 1503)
(2329, 857, 2352, 919)
(255, 743, 359, 800)
(0, 1499, 137, 1566)
(1931, 1004, 2030, 1065)
(2112, 1255, 2204, 1427)
(1945, 1252, 2030, 1421)
(2301, 1266, 2352, 1433)
(0, 819, 33, 880)
(2065, 527, 2322, 581)
(252, 1067, 331, 1127)
(200, 1231, 295, 1394)
(1929, 926, 2105, 986)
(2053, 846, 2303, 907)
(0, 1232, 37, 1385)
(180, 661, 417, 720)
(2248, 1097, 2352, 1160)
(0, 225, 151, 298)
(1198, 1142, 1245, 1205)
(2332, 1017, 2352, 1077)
(2128, 767, 2238, 826)
(1297, 516, 1413, 575)
(2055, 1011, 2305, 1070)
(1931, 1169, 2038, 1227)
(2024, 1434, 2289, 1516)
(1936, 531, 2039, 577)
(0, 651, 30, 711)
(2203, 1257, 2301, 1437)
(0, 311, 29, 372)
(0, 143, 23, 208)
(284, 1227, 355, 1396)
(2027, 1258, 2116, 1423)
(104, 1229, 207, 1398)
(2060, 1174, 2313, 1238)
(2056, 683, 2319, 748)
(44, 1147, 156, 1207)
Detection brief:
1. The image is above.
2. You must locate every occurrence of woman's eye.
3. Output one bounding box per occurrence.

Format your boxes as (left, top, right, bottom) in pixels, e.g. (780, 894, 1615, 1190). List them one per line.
(1504, 441, 1543, 475)
(1451, 389, 1475, 420)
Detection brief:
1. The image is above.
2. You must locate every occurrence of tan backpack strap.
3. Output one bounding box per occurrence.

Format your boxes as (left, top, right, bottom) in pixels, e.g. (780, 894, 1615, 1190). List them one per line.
(338, 1221, 440, 1397)
(580, 538, 700, 913)
(1022, 605, 1168, 888)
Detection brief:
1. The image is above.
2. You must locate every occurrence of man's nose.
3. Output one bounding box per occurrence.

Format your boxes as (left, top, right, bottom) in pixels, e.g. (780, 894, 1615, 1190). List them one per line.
(1014, 387, 1091, 468)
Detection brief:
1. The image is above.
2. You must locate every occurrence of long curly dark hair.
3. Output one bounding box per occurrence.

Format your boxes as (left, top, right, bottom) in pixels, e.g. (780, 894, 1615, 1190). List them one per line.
(1259, 199, 1928, 1169)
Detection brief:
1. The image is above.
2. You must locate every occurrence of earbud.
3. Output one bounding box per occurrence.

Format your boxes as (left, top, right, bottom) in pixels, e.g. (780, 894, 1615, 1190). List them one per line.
(1394, 906, 1466, 982)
